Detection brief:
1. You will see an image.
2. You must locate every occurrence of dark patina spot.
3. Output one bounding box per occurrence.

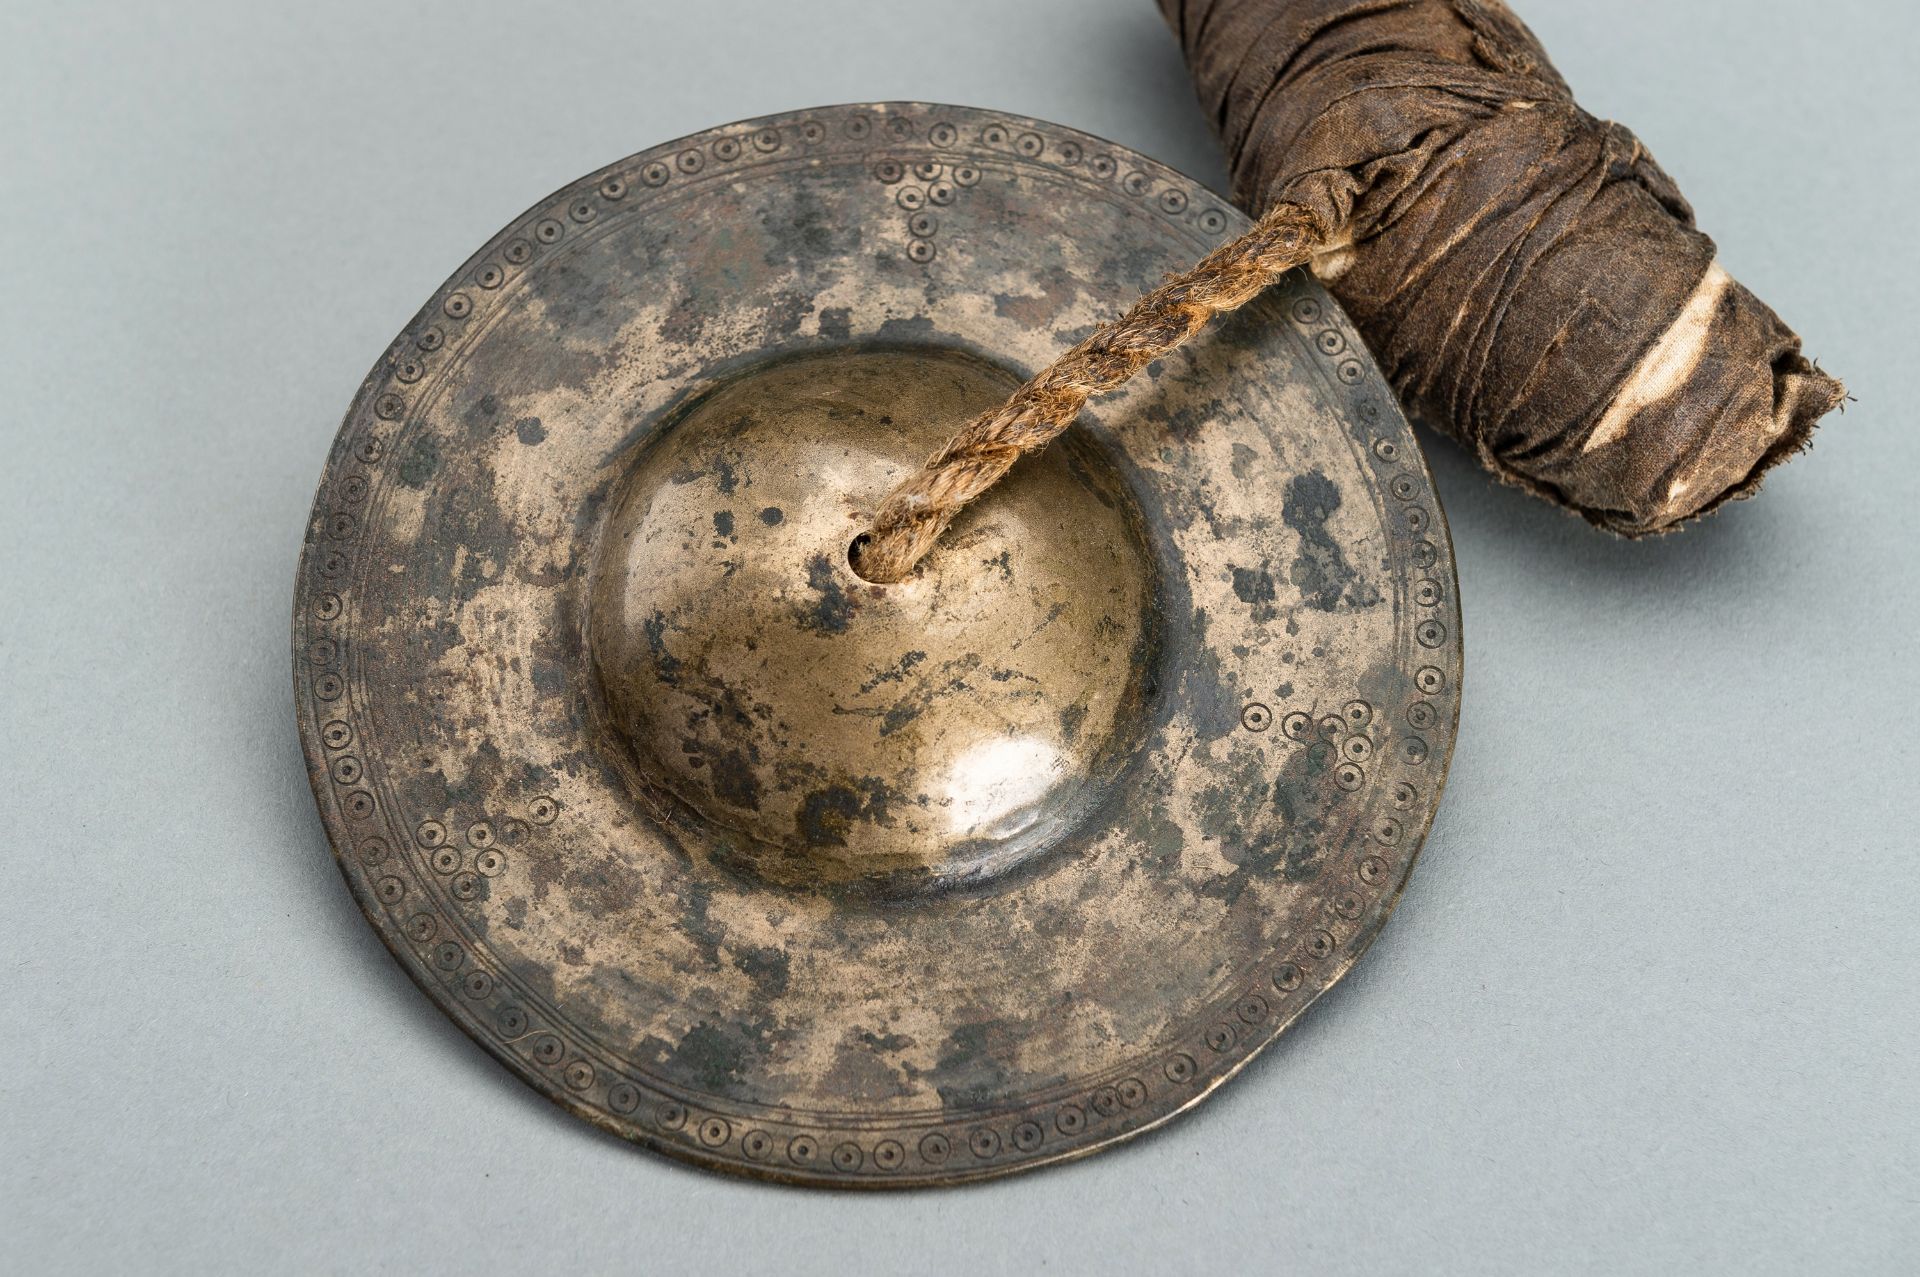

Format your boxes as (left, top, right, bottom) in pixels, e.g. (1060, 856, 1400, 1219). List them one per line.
(932, 1021, 1016, 1111)
(1163, 395, 1223, 443)
(671, 1022, 751, 1094)
(642, 610, 681, 682)
(1231, 441, 1257, 479)
(1230, 563, 1277, 606)
(1282, 470, 1361, 612)
(1202, 741, 1333, 905)
(731, 945, 790, 998)
(875, 315, 936, 343)
(798, 785, 864, 847)
(801, 552, 852, 634)
(879, 701, 922, 737)
(398, 434, 441, 489)
(707, 747, 760, 810)
(858, 649, 924, 694)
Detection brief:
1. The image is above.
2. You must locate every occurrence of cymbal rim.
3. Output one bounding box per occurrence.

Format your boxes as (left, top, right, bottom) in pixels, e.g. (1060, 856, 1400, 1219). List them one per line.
(293, 101, 1463, 1187)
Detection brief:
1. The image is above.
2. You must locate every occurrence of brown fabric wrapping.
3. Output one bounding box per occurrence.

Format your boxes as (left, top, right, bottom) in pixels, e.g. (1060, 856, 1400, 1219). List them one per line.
(1159, 0, 1843, 534)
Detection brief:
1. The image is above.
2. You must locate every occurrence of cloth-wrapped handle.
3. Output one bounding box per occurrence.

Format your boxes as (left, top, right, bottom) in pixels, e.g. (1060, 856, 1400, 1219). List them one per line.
(1160, 0, 1843, 535)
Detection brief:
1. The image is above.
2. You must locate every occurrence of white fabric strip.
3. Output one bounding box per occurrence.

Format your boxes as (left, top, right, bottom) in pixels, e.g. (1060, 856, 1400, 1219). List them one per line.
(1584, 260, 1731, 454)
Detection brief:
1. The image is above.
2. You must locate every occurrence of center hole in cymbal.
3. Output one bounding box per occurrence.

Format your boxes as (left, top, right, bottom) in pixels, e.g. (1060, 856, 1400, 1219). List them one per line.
(846, 533, 877, 582)
(848, 530, 906, 583)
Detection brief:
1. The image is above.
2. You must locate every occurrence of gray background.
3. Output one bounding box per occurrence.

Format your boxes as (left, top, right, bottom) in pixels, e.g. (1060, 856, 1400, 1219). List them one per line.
(3, 0, 1914, 1272)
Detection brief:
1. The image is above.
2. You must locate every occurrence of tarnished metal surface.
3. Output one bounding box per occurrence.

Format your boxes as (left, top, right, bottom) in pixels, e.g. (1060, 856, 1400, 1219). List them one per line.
(588, 348, 1156, 893)
(294, 103, 1463, 1186)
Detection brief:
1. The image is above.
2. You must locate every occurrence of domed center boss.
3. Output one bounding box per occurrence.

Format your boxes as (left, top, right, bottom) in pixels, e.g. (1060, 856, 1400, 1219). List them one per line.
(588, 349, 1158, 892)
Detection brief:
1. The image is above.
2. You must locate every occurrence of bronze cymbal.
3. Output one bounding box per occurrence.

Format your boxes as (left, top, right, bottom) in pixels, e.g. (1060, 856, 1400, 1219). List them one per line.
(293, 102, 1462, 1187)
